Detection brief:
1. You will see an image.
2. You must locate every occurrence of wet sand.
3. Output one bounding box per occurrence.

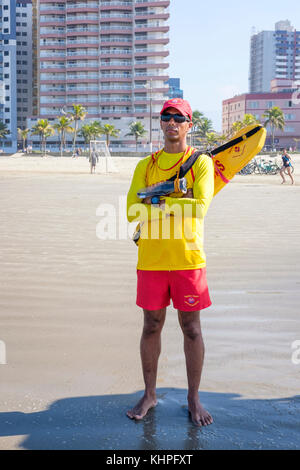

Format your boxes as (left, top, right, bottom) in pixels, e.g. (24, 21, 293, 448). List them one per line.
(0, 155, 299, 449)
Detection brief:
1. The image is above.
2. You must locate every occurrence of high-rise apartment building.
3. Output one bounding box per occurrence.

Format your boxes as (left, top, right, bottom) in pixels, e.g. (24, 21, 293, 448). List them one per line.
(35, 0, 170, 150)
(16, 0, 33, 129)
(249, 20, 300, 93)
(0, 0, 17, 152)
(167, 77, 183, 99)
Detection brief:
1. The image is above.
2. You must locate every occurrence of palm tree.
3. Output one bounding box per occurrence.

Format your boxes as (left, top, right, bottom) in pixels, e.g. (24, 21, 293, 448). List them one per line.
(196, 117, 214, 138)
(0, 121, 9, 149)
(201, 132, 219, 149)
(68, 104, 87, 154)
(262, 106, 285, 150)
(191, 110, 204, 146)
(53, 117, 74, 157)
(31, 119, 55, 156)
(126, 121, 147, 151)
(89, 121, 103, 140)
(18, 128, 30, 152)
(78, 124, 94, 149)
(101, 124, 120, 147)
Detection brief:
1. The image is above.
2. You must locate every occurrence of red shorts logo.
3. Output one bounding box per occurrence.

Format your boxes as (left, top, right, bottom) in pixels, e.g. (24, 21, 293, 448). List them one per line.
(184, 294, 200, 307)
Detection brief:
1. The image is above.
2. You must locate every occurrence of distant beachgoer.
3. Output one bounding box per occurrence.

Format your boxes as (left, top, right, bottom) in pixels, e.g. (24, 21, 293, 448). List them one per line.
(280, 149, 294, 185)
(89, 151, 98, 173)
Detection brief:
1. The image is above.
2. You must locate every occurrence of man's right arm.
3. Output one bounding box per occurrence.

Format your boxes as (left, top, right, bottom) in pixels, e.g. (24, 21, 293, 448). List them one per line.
(127, 158, 170, 223)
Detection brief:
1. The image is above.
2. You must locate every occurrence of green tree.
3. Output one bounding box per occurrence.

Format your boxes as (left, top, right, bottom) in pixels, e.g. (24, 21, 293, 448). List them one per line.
(196, 117, 214, 138)
(202, 132, 219, 148)
(31, 119, 55, 156)
(126, 121, 147, 151)
(191, 110, 204, 146)
(53, 116, 74, 157)
(89, 121, 103, 140)
(18, 128, 30, 152)
(0, 121, 9, 149)
(262, 106, 285, 150)
(230, 113, 260, 136)
(68, 104, 87, 153)
(101, 123, 120, 147)
(78, 124, 94, 148)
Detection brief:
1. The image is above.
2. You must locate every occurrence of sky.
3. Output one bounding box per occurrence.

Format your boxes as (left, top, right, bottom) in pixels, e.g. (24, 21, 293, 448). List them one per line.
(169, 0, 300, 131)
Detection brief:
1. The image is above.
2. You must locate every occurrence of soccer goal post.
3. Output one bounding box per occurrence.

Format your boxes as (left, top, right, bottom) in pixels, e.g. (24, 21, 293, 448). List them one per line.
(89, 140, 118, 173)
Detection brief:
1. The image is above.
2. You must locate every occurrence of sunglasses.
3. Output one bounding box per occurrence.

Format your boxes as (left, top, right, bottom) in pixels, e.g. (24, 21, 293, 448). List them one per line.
(161, 113, 190, 123)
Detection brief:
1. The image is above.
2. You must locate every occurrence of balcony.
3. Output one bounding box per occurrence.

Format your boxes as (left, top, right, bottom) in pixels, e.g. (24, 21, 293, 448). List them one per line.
(100, 37, 132, 43)
(100, 4, 133, 11)
(100, 13, 132, 19)
(66, 3, 99, 10)
(40, 5, 66, 11)
(67, 50, 99, 56)
(66, 15, 99, 21)
(100, 49, 132, 54)
(67, 73, 99, 79)
(67, 39, 99, 45)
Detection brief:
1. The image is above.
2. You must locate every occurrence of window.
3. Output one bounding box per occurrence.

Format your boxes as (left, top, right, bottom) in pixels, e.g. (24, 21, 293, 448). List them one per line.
(5, 108, 10, 112)
(4, 51, 9, 56)
(5, 85, 9, 90)
(5, 119, 10, 124)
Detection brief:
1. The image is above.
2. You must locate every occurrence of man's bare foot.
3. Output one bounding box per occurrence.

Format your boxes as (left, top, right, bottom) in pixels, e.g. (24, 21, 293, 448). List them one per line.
(188, 396, 213, 427)
(281, 181, 286, 184)
(127, 394, 157, 420)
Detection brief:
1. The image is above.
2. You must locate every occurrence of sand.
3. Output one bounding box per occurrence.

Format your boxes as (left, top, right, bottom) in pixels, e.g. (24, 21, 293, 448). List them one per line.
(0, 154, 299, 450)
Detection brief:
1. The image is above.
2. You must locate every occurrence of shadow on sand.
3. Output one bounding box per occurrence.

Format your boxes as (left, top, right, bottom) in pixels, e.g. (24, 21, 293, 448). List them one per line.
(0, 389, 300, 450)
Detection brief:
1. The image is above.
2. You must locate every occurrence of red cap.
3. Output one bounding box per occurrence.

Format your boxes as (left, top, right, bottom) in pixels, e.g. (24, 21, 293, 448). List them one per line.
(160, 98, 193, 121)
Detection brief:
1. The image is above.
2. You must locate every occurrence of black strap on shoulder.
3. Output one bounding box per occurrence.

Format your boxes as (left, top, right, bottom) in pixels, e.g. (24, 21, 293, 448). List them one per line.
(165, 125, 262, 183)
(168, 151, 202, 182)
(209, 125, 262, 157)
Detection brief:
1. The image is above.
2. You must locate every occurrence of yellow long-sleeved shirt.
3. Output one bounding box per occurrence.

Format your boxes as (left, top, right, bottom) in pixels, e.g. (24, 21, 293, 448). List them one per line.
(127, 147, 214, 271)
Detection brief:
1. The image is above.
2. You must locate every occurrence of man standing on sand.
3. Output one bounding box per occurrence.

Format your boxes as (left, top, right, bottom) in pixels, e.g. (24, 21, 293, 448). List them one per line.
(126, 98, 215, 427)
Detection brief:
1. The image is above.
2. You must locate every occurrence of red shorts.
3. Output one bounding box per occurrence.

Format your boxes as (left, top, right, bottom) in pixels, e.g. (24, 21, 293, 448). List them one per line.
(136, 268, 211, 312)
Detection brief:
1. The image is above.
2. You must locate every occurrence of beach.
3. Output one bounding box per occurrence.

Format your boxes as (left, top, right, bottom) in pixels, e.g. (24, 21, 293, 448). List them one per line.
(0, 154, 299, 450)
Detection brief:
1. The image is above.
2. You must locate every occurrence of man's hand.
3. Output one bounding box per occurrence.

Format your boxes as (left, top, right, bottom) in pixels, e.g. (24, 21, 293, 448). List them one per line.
(182, 189, 194, 198)
(142, 197, 152, 205)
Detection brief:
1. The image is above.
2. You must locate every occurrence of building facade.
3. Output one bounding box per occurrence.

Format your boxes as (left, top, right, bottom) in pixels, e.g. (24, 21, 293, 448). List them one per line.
(167, 77, 183, 99)
(223, 79, 300, 149)
(16, 0, 33, 130)
(0, 0, 17, 152)
(32, 0, 170, 151)
(249, 20, 300, 93)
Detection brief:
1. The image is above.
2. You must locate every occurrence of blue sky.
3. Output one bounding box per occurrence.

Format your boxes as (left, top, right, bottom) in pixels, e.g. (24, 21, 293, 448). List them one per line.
(169, 0, 300, 131)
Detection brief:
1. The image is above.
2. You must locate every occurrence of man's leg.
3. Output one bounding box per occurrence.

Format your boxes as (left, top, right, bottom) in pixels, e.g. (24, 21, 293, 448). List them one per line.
(178, 310, 213, 426)
(127, 307, 166, 420)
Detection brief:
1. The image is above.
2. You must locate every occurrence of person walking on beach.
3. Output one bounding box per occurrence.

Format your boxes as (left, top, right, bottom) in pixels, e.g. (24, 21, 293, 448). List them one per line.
(280, 149, 294, 185)
(126, 98, 214, 427)
(89, 150, 98, 173)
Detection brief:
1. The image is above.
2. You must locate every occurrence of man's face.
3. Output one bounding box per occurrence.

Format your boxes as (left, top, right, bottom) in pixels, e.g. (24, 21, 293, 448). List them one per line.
(160, 107, 193, 143)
